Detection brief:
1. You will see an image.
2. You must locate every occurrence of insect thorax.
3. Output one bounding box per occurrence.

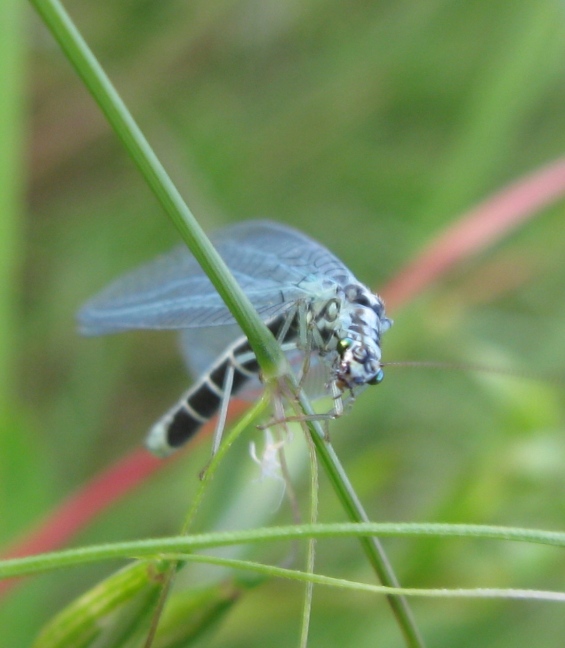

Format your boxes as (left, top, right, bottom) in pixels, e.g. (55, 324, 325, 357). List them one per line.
(297, 281, 392, 391)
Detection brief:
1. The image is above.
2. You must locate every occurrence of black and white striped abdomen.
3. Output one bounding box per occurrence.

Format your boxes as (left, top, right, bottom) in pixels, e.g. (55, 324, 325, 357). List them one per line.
(145, 335, 261, 457)
(145, 311, 304, 457)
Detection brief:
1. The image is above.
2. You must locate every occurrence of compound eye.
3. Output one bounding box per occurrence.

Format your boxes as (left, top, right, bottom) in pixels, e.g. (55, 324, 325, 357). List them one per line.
(337, 337, 353, 357)
(368, 368, 384, 385)
(353, 294, 371, 307)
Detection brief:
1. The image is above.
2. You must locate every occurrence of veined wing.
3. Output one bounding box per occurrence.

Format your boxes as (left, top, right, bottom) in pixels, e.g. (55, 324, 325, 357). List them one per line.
(179, 325, 339, 404)
(78, 220, 357, 335)
(179, 324, 244, 379)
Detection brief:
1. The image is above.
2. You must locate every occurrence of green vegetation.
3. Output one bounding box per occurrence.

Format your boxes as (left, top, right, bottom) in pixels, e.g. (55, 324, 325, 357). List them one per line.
(2, 0, 565, 646)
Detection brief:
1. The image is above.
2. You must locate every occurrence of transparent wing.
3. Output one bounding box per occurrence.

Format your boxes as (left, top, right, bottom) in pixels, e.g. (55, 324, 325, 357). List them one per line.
(179, 325, 244, 379)
(180, 325, 265, 401)
(179, 326, 336, 403)
(78, 220, 357, 335)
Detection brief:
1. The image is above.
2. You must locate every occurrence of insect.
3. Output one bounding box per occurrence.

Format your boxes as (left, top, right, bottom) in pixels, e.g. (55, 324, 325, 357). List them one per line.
(78, 220, 392, 457)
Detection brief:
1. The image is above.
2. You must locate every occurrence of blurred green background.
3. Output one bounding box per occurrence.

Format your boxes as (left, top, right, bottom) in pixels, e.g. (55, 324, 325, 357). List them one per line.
(2, 0, 565, 645)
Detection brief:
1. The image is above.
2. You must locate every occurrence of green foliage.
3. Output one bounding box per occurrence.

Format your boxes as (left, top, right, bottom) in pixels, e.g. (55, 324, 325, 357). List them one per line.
(2, 0, 565, 646)
(33, 561, 169, 648)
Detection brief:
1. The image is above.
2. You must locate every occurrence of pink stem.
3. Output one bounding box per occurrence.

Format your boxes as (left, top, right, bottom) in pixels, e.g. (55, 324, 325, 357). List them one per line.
(381, 158, 565, 311)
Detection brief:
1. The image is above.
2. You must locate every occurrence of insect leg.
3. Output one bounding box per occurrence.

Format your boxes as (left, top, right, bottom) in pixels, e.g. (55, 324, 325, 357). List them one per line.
(294, 300, 327, 386)
(210, 363, 234, 456)
(329, 379, 344, 417)
(272, 302, 300, 345)
(146, 336, 257, 458)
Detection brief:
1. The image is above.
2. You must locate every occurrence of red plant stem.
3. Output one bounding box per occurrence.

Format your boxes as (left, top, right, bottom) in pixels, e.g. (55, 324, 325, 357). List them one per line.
(0, 449, 163, 595)
(0, 400, 249, 596)
(381, 158, 565, 311)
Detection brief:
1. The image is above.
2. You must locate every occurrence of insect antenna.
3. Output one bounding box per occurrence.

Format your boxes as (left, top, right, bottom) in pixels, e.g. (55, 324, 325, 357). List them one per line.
(381, 360, 564, 386)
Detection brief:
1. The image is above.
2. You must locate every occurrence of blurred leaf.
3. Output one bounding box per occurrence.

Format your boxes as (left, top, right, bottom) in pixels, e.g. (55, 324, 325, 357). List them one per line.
(33, 560, 169, 648)
(154, 579, 246, 648)
(0, 0, 24, 410)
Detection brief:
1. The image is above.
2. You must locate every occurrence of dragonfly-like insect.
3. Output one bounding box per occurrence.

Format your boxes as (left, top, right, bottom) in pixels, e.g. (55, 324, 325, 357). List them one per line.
(78, 221, 392, 457)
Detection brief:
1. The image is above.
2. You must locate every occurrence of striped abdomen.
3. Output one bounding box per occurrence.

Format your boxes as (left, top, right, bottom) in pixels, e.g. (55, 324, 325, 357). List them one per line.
(145, 335, 262, 457)
(145, 312, 302, 457)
